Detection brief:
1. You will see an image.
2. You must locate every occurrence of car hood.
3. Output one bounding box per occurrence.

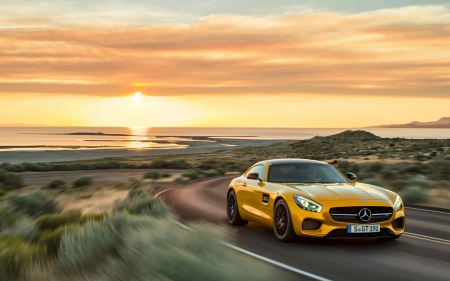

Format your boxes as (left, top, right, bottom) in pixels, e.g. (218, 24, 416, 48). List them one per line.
(285, 183, 390, 201)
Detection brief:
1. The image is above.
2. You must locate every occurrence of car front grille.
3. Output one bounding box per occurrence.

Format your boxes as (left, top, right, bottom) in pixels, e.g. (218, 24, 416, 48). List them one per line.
(329, 206, 393, 223)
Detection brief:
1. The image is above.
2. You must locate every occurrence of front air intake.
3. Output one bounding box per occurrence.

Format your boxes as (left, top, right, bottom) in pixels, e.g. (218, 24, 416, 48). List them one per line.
(392, 218, 404, 228)
(302, 219, 322, 230)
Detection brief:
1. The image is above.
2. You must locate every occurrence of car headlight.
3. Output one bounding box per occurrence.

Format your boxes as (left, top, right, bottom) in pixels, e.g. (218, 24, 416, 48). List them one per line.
(293, 195, 322, 213)
(393, 195, 403, 212)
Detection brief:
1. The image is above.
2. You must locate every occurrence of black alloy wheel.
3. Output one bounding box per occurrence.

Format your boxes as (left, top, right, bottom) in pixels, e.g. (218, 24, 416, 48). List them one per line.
(273, 199, 296, 242)
(227, 190, 248, 226)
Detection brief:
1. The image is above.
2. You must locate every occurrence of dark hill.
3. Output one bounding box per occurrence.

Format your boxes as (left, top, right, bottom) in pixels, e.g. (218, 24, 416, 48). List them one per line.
(310, 130, 381, 143)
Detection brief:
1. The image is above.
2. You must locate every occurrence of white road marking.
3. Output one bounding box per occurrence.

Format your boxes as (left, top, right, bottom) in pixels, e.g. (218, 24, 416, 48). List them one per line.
(223, 242, 333, 281)
(405, 207, 450, 215)
(173, 221, 332, 281)
(404, 232, 450, 246)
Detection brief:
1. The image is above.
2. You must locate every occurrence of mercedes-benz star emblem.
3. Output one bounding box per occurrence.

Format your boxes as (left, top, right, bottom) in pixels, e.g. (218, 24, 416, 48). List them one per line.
(358, 208, 372, 222)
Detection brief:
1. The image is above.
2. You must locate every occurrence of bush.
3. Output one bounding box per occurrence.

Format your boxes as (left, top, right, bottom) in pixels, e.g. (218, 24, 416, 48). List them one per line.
(366, 162, 383, 173)
(0, 169, 24, 189)
(162, 173, 172, 178)
(57, 214, 283, 281)
(1, 217, 38, 242)
(388, 179, 410, 192)
(72, 176, 93, 188)
(114, 190, 172, 218)
(401, 186, 430, 204)
(36, 210, 83, 231)
(0, 236, 46, 280)
(143, 171, 160, 180)
(47, 179, 66, 189)
(4, 191, 58, 217)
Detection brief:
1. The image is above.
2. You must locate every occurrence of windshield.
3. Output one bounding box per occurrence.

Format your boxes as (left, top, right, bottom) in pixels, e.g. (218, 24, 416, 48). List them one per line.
(267, 163, 348, 184)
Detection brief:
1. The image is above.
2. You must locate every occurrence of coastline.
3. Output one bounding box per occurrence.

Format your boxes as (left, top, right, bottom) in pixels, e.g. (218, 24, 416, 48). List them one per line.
(0, 139, 282, 164)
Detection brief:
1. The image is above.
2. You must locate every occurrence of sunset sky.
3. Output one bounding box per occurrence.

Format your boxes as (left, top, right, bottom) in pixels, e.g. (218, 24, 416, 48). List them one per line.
(1, 0, 449, 127)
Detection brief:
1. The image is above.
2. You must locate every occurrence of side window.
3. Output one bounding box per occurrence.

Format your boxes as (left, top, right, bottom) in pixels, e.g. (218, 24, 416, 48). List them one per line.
(245, 165, 266, 181)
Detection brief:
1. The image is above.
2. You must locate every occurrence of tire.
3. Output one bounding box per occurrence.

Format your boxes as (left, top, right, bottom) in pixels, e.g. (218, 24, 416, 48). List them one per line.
(273, 199, 296, 242)
(227, 190, 248, 226)
(379, 234, 401, 240)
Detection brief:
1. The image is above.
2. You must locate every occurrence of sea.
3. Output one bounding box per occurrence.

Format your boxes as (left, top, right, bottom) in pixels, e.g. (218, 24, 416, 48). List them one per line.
(0, 126, 449, 151)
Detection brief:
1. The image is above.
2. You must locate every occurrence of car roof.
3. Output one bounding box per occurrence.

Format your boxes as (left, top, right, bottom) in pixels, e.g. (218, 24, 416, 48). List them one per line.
(262, 159, 330, 165)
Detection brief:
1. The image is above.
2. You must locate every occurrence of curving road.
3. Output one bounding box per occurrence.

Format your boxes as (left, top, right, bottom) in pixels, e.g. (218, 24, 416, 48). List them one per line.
(158, 176, 450, 281)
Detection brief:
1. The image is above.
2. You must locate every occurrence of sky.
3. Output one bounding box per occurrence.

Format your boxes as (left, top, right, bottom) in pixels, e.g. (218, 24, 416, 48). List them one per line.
(0, 0, 449, 127)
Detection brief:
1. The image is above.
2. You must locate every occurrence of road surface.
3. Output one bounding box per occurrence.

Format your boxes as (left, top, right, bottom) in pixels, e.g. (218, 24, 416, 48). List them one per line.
(158, 176, 450, 281)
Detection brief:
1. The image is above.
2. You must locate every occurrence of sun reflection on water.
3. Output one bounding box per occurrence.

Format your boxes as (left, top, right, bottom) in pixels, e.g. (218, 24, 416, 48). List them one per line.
(128, 126, 148, 149)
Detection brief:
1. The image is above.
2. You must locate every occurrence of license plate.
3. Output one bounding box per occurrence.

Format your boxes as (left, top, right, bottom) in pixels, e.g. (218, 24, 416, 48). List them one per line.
(347, 224, 380, 233)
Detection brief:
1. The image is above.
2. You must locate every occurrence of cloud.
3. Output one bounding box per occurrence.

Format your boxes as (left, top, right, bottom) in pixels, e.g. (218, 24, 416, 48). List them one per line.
(0, 5, 449, 98)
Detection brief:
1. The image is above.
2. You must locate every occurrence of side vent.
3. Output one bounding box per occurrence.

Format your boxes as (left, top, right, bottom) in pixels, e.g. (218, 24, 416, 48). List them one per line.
(302, 219, 322, 230)
(262, 194, 270, 203)
(392, 218, 404, 228)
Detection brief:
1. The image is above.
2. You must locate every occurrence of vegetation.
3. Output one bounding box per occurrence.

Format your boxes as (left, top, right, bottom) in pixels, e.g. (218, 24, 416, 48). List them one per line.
(0, 178, 282, 281)
(47, 179, 66, 189)
(143, 171, 160, 180)
(72, 176, 93, 188)
(0, 169, 24, 189)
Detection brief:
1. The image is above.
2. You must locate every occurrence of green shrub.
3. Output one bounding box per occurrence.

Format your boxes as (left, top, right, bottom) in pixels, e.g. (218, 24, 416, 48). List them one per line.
(0, 169, 24, 189)
(401, 186, 430, 204)
(111, 221, 283, 281)
(149, 160, 168, 169)
(366, 162, 383, 173)
(115, 188, 172, 218)
(47, 179, 66, 189)
(72, 176, 93, 188)
(36, 210, 83, 231)
(37, 224, 80, 256)
(410, 179, 434, 189)
(143, 171, 160, 180)
(0, 235, 46, 280)
(1, 217, 38, 242)
(162, 173, 172, 178)
(167, 160, 191, 169)
(57, 214, 283, 281)
(0, 189, 5, 197)
(5, 191, 58, 217)
(388, 179, 410, 192)
(0, 209, 21, 231)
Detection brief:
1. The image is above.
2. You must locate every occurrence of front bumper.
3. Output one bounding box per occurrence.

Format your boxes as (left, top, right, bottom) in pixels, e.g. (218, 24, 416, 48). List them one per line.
(287, 199, 405, 238)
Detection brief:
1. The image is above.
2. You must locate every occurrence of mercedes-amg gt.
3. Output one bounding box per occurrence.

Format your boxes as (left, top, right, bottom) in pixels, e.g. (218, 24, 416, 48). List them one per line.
(226, 159, 405, 241)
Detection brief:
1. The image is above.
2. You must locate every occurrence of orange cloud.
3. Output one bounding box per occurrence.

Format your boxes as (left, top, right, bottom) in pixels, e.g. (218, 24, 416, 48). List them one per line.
(1, 6, 449, 98)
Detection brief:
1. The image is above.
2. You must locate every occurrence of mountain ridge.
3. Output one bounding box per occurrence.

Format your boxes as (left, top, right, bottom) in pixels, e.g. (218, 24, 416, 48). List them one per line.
(367, 117, 450, 128)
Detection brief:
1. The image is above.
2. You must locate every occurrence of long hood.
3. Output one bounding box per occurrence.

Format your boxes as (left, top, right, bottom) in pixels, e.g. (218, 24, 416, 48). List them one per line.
(286, 183, 390, 201)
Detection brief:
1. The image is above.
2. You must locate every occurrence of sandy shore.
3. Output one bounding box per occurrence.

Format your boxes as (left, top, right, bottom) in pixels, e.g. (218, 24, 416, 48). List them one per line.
(0, 138, 282, 164)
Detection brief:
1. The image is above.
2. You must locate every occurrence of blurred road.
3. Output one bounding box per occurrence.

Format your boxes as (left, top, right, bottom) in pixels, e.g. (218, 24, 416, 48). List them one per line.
(158, 176, 450, 281)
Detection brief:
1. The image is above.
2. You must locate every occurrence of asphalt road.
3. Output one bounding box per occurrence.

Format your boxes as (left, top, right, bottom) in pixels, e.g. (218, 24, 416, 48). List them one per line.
(158, 176, 450, 281)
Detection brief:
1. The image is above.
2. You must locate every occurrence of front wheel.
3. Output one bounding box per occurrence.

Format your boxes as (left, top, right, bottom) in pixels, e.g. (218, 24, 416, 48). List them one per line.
(273, 199, 296, 242)
(227, 190, 248, 226)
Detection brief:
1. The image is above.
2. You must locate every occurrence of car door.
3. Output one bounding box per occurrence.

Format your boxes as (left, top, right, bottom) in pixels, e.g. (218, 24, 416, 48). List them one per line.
(237, 165, 264, 219)
(244, 164, 272, 222)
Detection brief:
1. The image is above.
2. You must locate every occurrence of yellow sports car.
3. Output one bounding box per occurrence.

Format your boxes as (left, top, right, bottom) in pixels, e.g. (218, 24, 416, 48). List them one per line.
(227, 159, 405, 241)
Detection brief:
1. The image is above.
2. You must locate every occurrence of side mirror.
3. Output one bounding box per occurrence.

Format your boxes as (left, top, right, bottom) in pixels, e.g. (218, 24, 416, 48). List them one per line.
(247, 173, 261, 181)
(346, 172, 357, 181)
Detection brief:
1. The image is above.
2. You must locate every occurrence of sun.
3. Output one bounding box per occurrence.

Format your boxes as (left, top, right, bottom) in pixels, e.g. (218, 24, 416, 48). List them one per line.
(132, 92, 143, 103)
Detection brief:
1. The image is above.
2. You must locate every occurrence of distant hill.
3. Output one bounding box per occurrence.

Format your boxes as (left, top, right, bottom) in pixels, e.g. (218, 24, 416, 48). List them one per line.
(310, 130, 381, 142)
(368, 117, 450, 128)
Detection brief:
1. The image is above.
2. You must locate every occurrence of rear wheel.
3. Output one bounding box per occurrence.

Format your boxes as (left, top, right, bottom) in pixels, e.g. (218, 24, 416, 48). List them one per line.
(227, 190, 248, 226)
(273, 199, 296, 242)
